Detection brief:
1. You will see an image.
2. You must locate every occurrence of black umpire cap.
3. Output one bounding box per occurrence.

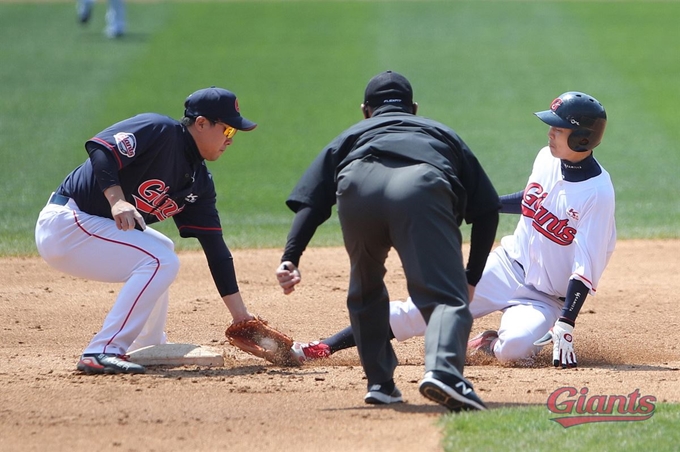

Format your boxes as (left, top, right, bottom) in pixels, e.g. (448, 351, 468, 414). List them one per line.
(363, 71, 413, 108)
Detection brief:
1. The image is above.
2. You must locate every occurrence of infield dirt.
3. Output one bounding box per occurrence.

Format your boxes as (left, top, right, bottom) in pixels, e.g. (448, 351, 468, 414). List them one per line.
(1, 240, 679, 451)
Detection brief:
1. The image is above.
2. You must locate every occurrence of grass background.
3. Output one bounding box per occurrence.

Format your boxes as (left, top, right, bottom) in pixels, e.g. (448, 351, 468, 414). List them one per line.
(1, 0, 679, 447)
(1, 1, 679, 255)
(441, 403, 680, 452)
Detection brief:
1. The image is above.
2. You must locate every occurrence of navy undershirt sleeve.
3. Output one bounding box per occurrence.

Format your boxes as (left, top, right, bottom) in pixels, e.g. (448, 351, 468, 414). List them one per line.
(86, 142, 121, 191)
(197, 234, 239, 297)
(560, 278, 589, 325)
(499, 191, 524, 214)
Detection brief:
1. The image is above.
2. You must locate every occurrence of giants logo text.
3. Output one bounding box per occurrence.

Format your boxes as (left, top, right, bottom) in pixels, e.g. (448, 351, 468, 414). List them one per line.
(522, 183, 577, 246)
(547, 387, 656, 428)
(133, 180, 184, 221)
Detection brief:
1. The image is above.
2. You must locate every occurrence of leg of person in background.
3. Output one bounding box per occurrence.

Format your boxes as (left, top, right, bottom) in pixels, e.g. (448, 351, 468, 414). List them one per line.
(105, 0, 126, 38)
(76, 0, 94, 24)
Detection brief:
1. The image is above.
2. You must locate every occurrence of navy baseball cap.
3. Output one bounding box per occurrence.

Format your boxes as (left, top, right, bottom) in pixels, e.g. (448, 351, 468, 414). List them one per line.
(363, 71, 413, 108)
(184, 87, 257, 131)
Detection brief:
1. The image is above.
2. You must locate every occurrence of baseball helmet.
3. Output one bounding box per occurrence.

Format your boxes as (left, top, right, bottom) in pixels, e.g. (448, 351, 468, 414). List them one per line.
(535, 91, 607, 151)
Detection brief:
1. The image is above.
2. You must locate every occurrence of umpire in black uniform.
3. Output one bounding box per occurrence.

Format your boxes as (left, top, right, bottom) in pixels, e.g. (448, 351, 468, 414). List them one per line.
(276, 71, 500, 411)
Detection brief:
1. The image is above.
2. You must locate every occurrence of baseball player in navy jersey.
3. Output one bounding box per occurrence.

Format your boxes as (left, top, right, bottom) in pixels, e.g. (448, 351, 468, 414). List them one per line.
(35, 87, 258, 374)
(276, 71, 500, 412)
(291, 91, 616, 370)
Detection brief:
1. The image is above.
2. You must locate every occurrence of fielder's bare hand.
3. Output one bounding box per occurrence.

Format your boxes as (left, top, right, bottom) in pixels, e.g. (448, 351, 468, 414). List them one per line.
(534, 319, 577, 368)
(276, 261, 301, 295)
(111, 200, 146, 231)
(104, 185, 146, 231)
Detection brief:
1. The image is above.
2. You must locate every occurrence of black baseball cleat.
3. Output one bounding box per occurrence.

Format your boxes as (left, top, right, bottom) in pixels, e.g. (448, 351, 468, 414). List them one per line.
(364, 383, 404, 405)
(419, 371, 487, 412)
(77, 353, 146, 375)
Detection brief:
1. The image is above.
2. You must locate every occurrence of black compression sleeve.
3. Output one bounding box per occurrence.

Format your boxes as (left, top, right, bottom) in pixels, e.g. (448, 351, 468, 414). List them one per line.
(466, 209, 499, 286)
(499, 191, 524, 214)
(321, 326, 355, 353)
(281, 205, 327, 267)
(560, 278, 589, 324)
(87, 142, 120, 191)
(197, 234, 239, 297)
(321, 325, 395, 353)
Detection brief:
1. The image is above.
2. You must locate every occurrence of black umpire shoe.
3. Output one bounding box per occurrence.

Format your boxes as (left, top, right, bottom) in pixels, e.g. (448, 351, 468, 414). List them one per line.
(364, 383, 404, 405)
(77, 353, 146, 375)
(419, 371, 487, 412)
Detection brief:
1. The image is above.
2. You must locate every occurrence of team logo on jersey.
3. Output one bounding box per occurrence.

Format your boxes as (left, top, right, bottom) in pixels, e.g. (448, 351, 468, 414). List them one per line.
(185, 193, 198, 203)
(522, 183, 577, 246)
(114, 132, 137, 158)
(133, 179, 184, 221)
(567, 208, 580, 221)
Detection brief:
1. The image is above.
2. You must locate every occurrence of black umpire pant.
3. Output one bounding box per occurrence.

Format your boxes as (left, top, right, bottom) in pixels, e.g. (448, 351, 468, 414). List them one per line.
(336, 154, 473, 388)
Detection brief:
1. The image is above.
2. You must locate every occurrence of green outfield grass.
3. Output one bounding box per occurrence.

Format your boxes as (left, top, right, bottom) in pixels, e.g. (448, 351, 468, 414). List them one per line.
(1, 0, 678, 256)
(441, 403, 680, 452)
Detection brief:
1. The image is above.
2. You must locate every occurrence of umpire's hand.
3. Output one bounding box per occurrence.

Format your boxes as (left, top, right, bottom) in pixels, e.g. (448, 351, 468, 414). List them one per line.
(276, 261, 301, 295)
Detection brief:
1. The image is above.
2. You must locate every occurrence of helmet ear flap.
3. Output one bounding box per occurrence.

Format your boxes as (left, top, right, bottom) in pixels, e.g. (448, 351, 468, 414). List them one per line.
(568, 130, 591, 152)
(567, 116, 606, 152)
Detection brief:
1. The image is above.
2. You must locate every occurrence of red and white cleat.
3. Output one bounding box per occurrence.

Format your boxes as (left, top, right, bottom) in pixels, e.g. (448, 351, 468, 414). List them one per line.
(289, 341, 331, 364)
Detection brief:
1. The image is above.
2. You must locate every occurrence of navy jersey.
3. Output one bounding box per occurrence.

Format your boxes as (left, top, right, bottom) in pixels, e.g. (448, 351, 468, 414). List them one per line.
(58, 113, 222, 238)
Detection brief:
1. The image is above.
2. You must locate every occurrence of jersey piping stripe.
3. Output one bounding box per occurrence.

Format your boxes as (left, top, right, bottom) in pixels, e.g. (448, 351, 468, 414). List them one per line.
(178, 225, 222, 233)
(72, 210, 161, 354)
(91, 137, 123, 169)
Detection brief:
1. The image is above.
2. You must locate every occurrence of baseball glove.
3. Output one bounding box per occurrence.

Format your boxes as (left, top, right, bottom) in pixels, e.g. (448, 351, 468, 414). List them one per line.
(225, 317, 297, 366)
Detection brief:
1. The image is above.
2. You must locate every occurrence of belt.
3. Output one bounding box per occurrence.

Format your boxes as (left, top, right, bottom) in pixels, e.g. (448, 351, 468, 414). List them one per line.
(48, 193, 70, 206)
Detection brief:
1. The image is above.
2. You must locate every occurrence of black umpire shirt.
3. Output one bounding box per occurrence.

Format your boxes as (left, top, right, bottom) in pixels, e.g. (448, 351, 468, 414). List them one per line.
(283, 104, 500, 285)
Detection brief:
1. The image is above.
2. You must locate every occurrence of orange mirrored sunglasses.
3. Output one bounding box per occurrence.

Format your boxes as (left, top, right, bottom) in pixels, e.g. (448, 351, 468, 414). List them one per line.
(222, 124, 237, 139)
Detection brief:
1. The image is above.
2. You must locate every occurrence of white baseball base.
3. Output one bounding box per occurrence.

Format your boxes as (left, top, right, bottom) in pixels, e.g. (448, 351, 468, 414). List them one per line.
(127, 343, 224, 367)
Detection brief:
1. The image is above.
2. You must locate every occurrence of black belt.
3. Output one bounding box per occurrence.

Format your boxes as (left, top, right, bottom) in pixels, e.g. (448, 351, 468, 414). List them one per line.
(48, 193, 70, 206)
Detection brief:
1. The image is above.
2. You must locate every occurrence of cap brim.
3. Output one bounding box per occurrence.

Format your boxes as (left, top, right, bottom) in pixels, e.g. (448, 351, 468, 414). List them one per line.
(534, 110, 574, 129)
(221, 116, 257, 131)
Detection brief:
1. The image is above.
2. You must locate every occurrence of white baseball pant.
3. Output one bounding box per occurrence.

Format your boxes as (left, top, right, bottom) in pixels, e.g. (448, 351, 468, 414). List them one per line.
(35, 194, 177, 356)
